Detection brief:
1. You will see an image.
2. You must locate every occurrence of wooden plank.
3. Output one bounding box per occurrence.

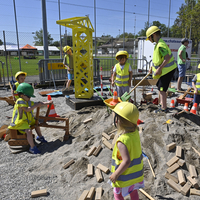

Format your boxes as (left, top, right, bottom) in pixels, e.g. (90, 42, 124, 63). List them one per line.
(178, 87, 191, 99)
(190, 189, 200, 196)
(86, 146, 96, 157)
(109, 133, 115, 139)
(165, 172, 178, 184)
(87, 164, 93, 177)
(86, 187, 95, 200)
(167, 163, 179, 174)
(78, 190, 89, 200)
(102, 132, 110, 140)
(177, 159, 185, 167)
(166, 156, 179, 167)
(107, 129, 117, 135)
(176, 146, 182, 158)
(93, 145, 102, 156)
(192, 147, 200, 157)
(95, 187, 103, 200)
(31, 189, 48, 198)
(177, 170, 186, 186)
(139, 189, 155, 200)
(83, 118, 92, 124)
(96, 163, 110, 174)
(95, 169, 103, 183)
(166, 142, 176, 151)
(167, 179, 181, 193)
(180, 181, 192, 196)
(188, 164, 197, 178)
(63, 159, 75, 169)
(102, 138, 113, 150)
(187, 176, 199, 189)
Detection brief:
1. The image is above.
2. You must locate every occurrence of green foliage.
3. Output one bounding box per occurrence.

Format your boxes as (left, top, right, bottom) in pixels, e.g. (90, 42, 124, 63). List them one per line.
(33, 29, 54, 46)
(0, 39, 3, 45)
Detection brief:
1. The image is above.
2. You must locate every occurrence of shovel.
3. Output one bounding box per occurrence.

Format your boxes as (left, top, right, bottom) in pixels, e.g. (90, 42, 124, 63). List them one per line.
(121, 72, 151, 102)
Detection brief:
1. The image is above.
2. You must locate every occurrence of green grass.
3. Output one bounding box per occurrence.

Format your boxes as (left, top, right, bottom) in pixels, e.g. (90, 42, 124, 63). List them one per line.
(0, 55, 60, 77)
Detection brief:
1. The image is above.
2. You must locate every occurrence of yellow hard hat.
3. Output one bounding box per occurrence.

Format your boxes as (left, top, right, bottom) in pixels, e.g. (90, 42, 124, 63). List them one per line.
(15, 71, 27, 81)
(115, 51, 129, 60)
(63, 45, 71, 53)
(146, 26, 161, 41)
(198, 64, 200, 69)
(113, 102, 139, 124)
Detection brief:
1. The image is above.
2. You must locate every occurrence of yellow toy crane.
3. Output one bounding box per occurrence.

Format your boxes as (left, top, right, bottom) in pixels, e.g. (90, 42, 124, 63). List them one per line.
(56, 16, 94, 99)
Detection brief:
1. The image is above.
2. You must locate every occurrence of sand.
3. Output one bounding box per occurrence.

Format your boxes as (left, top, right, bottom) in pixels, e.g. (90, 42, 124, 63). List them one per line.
(0, 81, 200, 200)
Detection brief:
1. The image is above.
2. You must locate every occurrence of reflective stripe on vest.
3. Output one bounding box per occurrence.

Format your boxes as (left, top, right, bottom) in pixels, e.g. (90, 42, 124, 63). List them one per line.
(152, 38, 177, 79)
(115, 63, 130, 86)
(112, 153, 143, 171)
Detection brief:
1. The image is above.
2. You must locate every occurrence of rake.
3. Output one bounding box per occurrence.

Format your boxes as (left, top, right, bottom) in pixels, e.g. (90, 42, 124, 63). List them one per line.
(121, 72, 151, 102)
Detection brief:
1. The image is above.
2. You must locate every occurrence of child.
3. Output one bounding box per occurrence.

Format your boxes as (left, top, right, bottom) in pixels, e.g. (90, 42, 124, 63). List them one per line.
(192, 64, 200, 111)
(109, 102, 144, 200)
(111, 51, 132, 97)
(8, 83, 53, 154)
(146, 26, 177, 113)
(62, 45, 74, 92)
(12, 71, 27, 101)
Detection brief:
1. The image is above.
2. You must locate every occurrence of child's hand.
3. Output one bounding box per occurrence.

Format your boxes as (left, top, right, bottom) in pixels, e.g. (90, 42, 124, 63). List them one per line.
(112, 82, 115, 87)
(109, 173, 118, 183)
(149, 66, 152, 74)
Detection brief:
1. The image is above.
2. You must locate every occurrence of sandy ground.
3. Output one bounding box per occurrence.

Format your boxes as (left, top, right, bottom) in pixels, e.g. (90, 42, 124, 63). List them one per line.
(0, 80, 200, 200)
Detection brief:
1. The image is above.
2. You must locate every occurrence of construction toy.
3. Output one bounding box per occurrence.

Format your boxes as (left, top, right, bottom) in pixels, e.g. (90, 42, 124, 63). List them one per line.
(180, 182, 192, 196)
(187, 176, 199, 189)
(167, 163, 180, 174)
(177, 159, 185, 167)
(189, 164, 197, 178)
(176, 146, 182, 158)
(166, 142, 176, 151)
(93, 145, 102, 156)
(7, 103, 70, 147)
(78, 190, 89, 200)
(190, 189, 200, 196)
(87, 146, 96, 157)
(0, 96, 15, 106)
(167, 179, 181, 193)
(63, 159, 75, 169)
(165, 172, 179, 184)
(166, 156, 179, 167)
(177, 170, 186, 186)
(139, 189, 155, 200)
(86, 187, 95, 200)
(95, 169, 103, 183)
(102, 138, 113, 150)
(87, 164, 93, 177)
(102, 132, 110, 140)
(190, 103, 197, 114)
(121, 72, 151, 102)
(56, 16, 94, 99)
(31, 189, 48, 198)
(95, 187, 103, 200)
(96, 163, 110, 174)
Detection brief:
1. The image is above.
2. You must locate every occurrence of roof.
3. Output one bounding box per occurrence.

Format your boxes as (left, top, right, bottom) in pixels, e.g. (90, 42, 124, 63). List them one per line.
(34, 46, 59, 51)
(20, 44, 37, 50)
(0, 45, 59, 51)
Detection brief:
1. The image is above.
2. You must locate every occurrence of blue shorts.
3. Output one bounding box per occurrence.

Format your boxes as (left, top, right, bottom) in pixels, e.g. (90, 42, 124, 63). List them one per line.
(67, 73, 73, 80)
(178, 64, 186, 77)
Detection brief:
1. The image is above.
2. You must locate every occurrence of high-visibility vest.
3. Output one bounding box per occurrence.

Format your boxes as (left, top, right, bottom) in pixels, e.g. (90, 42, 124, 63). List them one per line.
(152, 38, 177, 79)
(115, 63, 130, 87)
(195, 73, 200, 94)
(8, 98, 35, 130)
(14, 82, 20, 100)
(111, 130, 144, 188)
(63, 55, 69, 69)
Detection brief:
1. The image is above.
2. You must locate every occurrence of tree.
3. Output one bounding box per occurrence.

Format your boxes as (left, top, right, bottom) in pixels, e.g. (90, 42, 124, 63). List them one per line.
(33, 29, 54, 46)
(0, 39, 3, 45)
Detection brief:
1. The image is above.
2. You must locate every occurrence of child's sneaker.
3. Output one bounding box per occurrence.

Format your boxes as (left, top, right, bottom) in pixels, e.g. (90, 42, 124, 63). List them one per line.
(36, 136, 47, 143)
(29, 146, 41, 154)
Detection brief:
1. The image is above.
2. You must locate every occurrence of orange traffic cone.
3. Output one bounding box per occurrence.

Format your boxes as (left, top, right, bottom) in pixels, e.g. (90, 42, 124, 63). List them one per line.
(110, 91, 120, 106)
(170, 99, 175, 108)
(184, 103, 189, 111)
(190, 103, 197, 115)
(47, 95, 60, 117)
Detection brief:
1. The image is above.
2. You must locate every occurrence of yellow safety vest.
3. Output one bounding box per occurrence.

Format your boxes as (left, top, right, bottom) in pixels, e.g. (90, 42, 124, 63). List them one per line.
(8, 98, 35, 130)
(152, 38, 177, 79)
(111, 130, 144, 188)
(115, 63, 130, 87)
(14, 82, 20, 100)
(64, 55, 69, 69)
(195, 73, 200, 94)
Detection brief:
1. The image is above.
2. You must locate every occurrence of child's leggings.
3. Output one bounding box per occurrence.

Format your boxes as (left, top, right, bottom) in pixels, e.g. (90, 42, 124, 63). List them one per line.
(113, 190, 139, 200)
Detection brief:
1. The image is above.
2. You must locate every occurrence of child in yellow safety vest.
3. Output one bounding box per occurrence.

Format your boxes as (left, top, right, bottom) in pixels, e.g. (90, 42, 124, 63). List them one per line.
(8, 83, 53, 154)
(12, 71, 27, 101)
(109, 102, 144, 200)
(111, 51, 132, 97)
(192, 64, 200, 111)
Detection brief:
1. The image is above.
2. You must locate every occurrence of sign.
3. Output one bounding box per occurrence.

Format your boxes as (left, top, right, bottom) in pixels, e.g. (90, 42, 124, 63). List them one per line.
(48, 63, 65, 70)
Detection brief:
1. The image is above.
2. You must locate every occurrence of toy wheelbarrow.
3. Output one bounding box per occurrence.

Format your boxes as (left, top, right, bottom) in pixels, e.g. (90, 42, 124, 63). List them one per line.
(121, 72, 151, 102)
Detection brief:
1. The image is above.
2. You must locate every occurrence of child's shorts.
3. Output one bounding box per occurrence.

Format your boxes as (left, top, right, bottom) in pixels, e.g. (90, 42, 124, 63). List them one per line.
(67, 73, 74, 80)
(113, 180, 144, 197)
(193, 94, 200, 105)
(178, 64, 186, 77)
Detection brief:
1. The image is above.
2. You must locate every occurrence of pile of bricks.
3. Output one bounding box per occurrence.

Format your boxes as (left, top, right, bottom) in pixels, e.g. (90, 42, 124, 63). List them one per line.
(165, 142, 200, 196)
